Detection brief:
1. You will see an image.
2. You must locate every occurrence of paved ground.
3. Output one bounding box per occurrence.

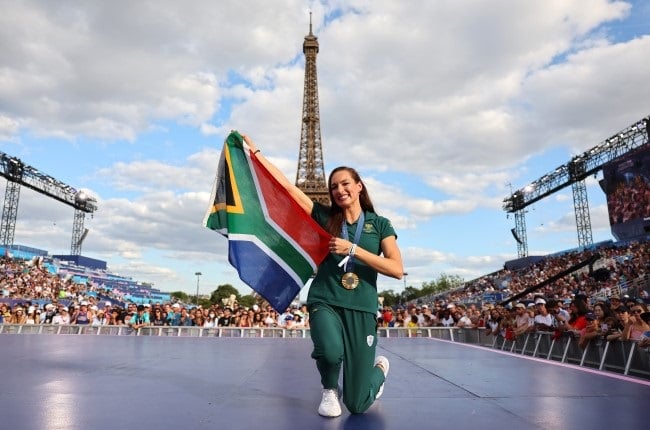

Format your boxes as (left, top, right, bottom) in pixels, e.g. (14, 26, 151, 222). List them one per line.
(1, 335, 649, 430)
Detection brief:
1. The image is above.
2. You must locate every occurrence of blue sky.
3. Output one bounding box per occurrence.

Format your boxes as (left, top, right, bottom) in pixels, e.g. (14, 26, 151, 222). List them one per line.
(1, 0, 649, 299)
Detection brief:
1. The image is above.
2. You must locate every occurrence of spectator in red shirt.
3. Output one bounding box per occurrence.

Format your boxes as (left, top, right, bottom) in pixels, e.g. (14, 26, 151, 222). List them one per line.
(381, 306, 393, 327)
(566, 298, 590, 333)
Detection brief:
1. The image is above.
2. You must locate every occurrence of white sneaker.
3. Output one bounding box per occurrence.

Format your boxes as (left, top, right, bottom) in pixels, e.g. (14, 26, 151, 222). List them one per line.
(374, 355, 390, 399)
(318, 388, 341, 417)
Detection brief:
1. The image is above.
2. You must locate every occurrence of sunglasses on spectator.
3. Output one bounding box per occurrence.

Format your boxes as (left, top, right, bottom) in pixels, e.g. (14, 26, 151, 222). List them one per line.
(632, 309, 643, 314)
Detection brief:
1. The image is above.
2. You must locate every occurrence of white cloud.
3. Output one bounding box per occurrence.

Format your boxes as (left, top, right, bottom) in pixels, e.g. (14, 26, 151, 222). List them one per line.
(1, 0, 647, 295)
(0, 115, 20, 141)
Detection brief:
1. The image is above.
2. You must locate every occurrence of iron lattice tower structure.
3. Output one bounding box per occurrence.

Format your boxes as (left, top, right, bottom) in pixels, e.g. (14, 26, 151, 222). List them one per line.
(0, 151, 97, 255)
(503, 115, 649, 257)
(295, 14, 329, 205)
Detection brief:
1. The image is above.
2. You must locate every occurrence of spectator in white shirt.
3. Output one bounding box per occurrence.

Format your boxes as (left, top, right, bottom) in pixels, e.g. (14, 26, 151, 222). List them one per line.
(52, 307, 71, 325)
(532, 298, 554, 332)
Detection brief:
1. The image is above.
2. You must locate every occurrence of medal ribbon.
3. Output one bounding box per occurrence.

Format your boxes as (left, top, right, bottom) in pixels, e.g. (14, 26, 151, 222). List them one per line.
(340, 212, 364, 272)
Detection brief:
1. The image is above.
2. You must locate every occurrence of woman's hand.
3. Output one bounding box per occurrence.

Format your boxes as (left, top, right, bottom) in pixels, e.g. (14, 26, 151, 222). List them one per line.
(328, 237, 353, 255)
(238, 132, 314, 215)
(241, 134, 258, 153)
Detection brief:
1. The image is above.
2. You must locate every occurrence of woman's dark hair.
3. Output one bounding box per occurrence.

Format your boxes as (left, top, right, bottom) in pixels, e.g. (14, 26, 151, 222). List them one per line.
(594, 302, 614, 319)
(568, 299, 589, 325)
(572, 299, 589, 317)
(325, 166, 375, 236)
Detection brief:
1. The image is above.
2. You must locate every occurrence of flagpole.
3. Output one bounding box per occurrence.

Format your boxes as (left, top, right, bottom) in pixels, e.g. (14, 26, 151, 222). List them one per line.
(194, 272, 202, 307)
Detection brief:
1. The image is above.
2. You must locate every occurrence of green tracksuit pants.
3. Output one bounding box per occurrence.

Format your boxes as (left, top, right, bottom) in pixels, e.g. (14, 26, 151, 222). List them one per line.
(308, 302, 385, 414)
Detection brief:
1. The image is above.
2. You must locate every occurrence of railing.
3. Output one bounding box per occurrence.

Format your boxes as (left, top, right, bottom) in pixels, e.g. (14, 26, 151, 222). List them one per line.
(377, 327, 649, 379)
(590, 274, 650, 303)
(2, 324, 648, 380)
(0, 323, 311, 338)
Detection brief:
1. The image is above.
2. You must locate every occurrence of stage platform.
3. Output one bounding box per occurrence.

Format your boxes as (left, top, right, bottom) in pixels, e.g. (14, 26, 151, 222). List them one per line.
(1, 335, 649, 430)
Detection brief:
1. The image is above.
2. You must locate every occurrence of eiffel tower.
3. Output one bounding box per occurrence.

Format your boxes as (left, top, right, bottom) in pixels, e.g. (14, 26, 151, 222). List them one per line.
(295, 13, 330, 205)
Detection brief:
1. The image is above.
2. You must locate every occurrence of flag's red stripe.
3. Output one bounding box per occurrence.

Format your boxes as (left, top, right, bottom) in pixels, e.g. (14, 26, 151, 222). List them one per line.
(250, 155, 330, 263)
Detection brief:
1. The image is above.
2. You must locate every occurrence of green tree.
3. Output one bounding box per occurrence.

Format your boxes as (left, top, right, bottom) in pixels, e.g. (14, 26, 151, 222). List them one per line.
(401, 286, 420, 302)
(197, 297, 212, 309)
(378, 289, 399, 308)
(170, 291, 189, 302)
(381, 273, 466, 308)
(429, 273, 464, 294)
(238, 294, 256, 309)
(209, 284, 241, 306)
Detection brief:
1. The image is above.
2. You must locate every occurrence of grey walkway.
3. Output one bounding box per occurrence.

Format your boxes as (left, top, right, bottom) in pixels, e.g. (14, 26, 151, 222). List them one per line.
(1, 335, 648, 430)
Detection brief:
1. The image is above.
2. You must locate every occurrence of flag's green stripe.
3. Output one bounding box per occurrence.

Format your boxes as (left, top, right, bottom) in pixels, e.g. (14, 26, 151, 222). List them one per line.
(221, 135, 315, 281)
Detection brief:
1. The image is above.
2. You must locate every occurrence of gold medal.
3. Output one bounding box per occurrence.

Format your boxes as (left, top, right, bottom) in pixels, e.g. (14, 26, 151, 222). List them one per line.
(341, 272, 359, 290)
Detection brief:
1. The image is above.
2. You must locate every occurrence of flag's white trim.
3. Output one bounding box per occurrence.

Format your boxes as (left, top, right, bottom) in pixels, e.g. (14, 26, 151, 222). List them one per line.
(230, 233, 304, 287)
(245, 151, 320, 272)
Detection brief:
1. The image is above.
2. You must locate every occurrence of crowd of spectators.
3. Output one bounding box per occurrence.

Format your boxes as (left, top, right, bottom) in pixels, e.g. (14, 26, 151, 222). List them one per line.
(437, 241, 649, 309)
(2, 239, 649, 350)
(380, 294, 650, 349)
(607, 175, 650, 225)
(0, 255, 310, 329)
(382, 240, 650, 349)
(0, 299, 310, 330)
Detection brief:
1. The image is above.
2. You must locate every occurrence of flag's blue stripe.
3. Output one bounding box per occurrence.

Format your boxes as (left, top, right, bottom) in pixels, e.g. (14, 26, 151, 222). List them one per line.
(228, 239, 301, 311)
(229, 233, 305, 285)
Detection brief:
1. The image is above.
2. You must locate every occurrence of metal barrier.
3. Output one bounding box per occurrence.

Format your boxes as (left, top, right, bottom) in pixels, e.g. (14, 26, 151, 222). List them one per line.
(0, 323, 310, 338)
(457, 329, 650, 380)
(2, 324, 647, 380)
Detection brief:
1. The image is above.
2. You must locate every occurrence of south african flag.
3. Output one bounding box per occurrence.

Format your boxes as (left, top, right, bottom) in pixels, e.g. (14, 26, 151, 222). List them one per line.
(204, 131, 330, 312)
